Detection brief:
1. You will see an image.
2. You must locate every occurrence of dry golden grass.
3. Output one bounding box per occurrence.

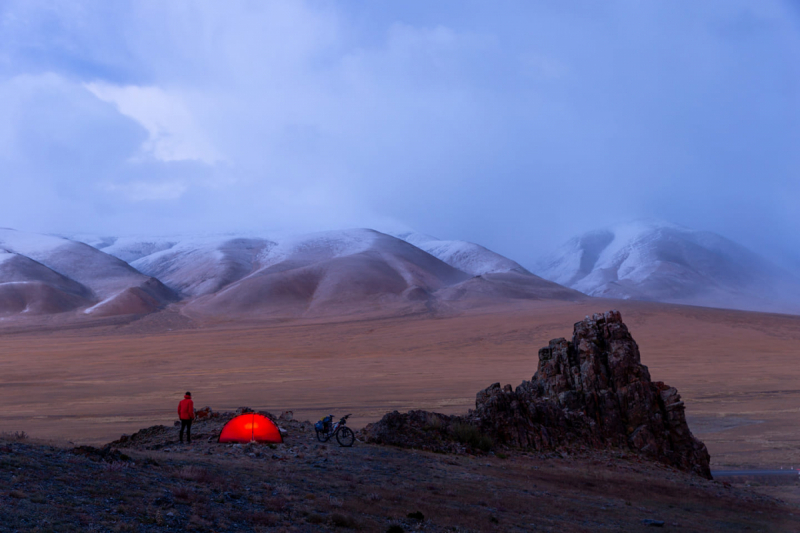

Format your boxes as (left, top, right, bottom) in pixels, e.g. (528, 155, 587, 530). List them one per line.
(1, 298, 799, 471)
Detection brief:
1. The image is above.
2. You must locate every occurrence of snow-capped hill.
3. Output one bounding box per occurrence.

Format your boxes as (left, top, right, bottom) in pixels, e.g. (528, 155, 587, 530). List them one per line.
(0, 229, 176, 317)
(91, 236, 179, 264)
(0, 250, 94, 315)
(537, 220, 800, 314)
(185, 229, 473, 318)
(88, 234, 274, 297)
(397, 232, 530, 276)
(254, 229, 386, 271)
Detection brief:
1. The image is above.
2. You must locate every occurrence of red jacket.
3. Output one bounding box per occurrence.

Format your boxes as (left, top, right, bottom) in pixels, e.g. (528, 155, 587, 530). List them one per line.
(178, 396, 194, 420)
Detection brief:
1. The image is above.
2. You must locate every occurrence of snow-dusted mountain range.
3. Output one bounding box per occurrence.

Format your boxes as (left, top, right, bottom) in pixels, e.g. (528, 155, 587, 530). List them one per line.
(536, 220, 800, 314)
(0, 228, 175, 317)
(0, 228, 581, 320)
(2, 222, 798, 322)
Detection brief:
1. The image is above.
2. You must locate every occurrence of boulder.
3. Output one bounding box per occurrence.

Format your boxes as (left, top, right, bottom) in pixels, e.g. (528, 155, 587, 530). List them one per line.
(360, 410, 468, 453)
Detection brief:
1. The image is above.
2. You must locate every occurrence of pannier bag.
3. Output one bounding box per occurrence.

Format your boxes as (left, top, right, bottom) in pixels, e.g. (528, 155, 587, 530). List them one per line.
(315, 415, 333, 432)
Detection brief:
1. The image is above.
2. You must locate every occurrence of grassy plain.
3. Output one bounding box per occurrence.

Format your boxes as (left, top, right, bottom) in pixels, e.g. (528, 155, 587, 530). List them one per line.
(2, 299, 800, 471)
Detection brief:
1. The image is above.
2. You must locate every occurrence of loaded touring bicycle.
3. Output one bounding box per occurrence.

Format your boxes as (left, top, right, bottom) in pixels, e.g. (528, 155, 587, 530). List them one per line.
(315, 414, 355, 447)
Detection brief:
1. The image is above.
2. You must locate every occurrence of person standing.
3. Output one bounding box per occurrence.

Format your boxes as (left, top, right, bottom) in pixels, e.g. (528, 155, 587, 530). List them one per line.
(178, 391, 195, 444)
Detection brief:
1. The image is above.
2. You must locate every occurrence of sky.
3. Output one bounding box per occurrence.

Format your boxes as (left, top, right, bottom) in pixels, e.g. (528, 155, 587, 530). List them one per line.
(0, 0, 798, 269)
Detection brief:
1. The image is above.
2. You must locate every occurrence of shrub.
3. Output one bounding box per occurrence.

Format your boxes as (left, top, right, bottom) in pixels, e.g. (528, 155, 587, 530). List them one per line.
(331, 513, 358, 528)
(306, 513, 326, 524)
(423, 416, 444, 431)
(103, 461, 130, 473)
(263, 496, 288, 512)
(450, 423, 492, 451)
(329, 495, 343, 508)
(175, 465, 213, 483)
(477, 435, 493, 452)
(172, 486, 203, 504)
(247, 512, 277, 526)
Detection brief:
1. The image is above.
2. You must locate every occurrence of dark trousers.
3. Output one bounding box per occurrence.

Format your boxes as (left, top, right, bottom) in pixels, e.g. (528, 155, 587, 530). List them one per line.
(179, 419, 193, 443)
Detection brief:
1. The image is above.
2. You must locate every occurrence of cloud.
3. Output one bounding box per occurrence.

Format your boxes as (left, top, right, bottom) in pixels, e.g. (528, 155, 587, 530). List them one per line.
(85, 83, 222, 164)
(0, 0, 798, 268)
(102, 180, 188, 202)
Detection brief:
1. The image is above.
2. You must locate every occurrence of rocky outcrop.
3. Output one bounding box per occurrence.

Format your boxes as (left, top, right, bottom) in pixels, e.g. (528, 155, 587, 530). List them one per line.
(362, 310, 711, 478)
(474, 310, 710, 477)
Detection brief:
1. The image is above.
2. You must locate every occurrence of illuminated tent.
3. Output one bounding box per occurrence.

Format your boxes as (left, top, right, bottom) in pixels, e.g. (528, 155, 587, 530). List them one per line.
(218, 413, 283, 444)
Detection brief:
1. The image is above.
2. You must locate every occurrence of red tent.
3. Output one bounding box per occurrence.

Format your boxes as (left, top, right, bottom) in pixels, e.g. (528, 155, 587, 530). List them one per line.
(218, 413, 283, 444)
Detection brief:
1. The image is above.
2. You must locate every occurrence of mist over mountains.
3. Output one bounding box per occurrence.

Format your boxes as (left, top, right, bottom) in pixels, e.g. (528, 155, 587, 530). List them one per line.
(1, 221, 798, 323)
(536, 220, 800, 315)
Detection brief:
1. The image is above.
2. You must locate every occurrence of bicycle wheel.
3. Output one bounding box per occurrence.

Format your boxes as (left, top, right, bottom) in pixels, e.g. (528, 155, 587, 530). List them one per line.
(316, 430, 330, 443)
(336, 427, 355, 447)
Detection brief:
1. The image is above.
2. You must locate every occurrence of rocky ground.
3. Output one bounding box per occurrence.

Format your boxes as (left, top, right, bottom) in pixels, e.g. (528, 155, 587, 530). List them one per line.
(2, 411, 799, 532)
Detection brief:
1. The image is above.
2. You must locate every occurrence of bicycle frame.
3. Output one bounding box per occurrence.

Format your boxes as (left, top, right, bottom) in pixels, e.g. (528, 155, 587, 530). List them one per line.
(315, 414, 352, 445)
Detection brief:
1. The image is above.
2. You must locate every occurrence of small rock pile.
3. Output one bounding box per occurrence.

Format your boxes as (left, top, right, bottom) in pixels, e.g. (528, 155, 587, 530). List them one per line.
(72, 444, 132, 463)
(362, 311, 712, 478)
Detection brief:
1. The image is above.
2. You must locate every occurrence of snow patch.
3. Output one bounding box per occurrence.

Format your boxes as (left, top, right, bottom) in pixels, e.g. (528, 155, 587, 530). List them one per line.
(0, 228, 72, 257)
(83, 293, 123, 314)
(398, 232, 528, 276)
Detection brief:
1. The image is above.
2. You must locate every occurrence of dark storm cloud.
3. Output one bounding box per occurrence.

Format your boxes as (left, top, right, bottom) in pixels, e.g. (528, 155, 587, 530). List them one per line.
(0, 1, 797, 269)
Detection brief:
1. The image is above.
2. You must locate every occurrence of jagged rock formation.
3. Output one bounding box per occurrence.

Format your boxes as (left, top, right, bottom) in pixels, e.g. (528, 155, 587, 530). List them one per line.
(473, 310, 710, 477)
(362, 311, 712, 478)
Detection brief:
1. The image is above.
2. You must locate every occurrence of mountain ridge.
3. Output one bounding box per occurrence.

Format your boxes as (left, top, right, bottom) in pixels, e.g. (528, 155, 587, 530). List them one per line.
(0, 227, 583, 322)
(536, 220, 800, 314)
